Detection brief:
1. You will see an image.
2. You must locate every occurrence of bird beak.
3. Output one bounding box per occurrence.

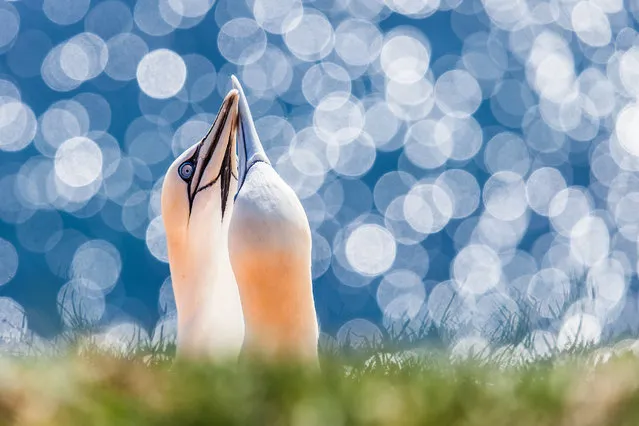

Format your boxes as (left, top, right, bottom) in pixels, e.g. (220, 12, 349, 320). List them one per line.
(231, 75, 270, 194)
(189, 89, 239, 216)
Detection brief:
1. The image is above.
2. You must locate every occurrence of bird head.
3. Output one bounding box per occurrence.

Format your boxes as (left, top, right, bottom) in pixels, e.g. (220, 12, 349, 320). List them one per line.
(161, 89, 240, 267)
(231, 75, 270, 194)
(230, 75, 311, 252)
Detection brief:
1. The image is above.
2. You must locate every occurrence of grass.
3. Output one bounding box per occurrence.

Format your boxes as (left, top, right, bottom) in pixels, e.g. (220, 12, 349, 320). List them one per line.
(0, 338, 639, 426)
(12, 283, 635, 425)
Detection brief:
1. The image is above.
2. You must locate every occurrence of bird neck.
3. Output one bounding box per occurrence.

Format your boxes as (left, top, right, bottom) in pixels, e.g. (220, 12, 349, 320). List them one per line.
(170, 248, 245, 358)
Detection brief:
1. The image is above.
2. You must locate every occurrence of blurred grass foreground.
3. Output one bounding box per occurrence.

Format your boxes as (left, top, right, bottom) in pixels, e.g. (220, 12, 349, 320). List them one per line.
(3, 342, 639, 425)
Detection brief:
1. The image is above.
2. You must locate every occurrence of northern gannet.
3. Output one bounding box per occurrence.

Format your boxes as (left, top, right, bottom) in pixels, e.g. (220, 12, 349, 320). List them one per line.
(161, 89, 245, 360)
(228, 76, 319, 362)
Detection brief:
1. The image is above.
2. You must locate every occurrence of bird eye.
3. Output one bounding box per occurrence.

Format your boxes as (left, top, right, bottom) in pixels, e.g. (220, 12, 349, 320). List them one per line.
(178, 162, 194, 181)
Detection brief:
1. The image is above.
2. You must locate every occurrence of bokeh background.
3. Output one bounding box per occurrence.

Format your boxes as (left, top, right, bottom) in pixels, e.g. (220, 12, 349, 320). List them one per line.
(0, 0, 637, 357)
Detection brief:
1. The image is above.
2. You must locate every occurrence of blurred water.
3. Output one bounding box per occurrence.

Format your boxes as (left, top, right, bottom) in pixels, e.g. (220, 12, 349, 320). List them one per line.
(0, 0, 636, 357)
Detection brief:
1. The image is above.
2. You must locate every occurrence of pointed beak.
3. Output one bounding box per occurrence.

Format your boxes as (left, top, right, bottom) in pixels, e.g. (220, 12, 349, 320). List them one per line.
(189, 89, 239, 215)
(231, 75, 270, 194)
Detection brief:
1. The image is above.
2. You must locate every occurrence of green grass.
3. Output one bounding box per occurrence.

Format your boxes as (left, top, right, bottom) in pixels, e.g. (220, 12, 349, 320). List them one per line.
(16, 287, 637, 425)
(1, 339, 639, 426)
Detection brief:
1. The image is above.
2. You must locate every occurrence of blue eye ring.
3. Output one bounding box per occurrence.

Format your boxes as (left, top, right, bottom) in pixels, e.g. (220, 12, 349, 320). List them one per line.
(178, 161, 194, 181)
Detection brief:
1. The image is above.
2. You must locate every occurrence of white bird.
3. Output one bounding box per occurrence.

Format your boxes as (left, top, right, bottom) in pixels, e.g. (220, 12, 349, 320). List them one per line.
(228, 76, 319, 363)
(161, 89, 245, 360)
